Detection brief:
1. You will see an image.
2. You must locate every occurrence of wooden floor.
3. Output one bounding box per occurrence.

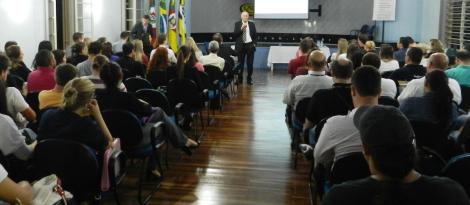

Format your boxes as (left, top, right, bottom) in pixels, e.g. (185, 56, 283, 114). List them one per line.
(113, 70, 311, 205)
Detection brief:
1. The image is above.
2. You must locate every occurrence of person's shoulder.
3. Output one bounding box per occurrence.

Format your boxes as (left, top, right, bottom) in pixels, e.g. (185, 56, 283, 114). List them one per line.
(418, 176, 469, 196)
(0, 113, 16, 126)
(323, 177, 373, 204)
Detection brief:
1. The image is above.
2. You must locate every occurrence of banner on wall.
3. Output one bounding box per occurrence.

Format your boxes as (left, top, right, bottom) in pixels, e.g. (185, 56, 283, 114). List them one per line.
(168, 0, 178, 51)
(159, 0, 168, 34)
(178, 0, 187, 45)
(372, 0, 396, 21)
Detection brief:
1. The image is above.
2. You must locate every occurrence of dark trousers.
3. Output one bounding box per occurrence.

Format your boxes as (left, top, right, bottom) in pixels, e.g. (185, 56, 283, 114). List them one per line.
(238, 42, 255, 81)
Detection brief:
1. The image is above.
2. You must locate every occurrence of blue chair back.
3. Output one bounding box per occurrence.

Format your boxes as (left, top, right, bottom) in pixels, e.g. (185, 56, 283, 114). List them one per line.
(442, 153, 470, 196)
(32, 139, 100, 202)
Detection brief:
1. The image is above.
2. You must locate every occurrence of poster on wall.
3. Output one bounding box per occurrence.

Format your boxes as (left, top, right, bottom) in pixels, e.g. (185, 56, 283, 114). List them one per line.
(373, 0, 396, 21)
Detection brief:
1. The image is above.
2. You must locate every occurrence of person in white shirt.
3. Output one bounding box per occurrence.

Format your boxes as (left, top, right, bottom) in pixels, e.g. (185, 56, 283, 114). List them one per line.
(150, 34, 177, 64)
(398, 53, 462, 104)
(283, 50, 334, 109)
(200, 41, 225, 71)
(362, 53, 397, 98)
(112, 31, 130, 55)
(0, 163, 33, 205)
(0, 55, 36, 128)
(0, 113, 36, 160)
(314, 66, 381, 168)
(379, 44, 399, 73)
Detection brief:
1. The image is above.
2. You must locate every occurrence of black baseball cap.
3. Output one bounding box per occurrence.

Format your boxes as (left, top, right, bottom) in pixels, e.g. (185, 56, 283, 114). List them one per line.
(353, 105, 415, 147)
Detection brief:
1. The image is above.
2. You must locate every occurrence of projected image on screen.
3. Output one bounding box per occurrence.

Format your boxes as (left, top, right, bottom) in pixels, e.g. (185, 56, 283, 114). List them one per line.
(254, 0, 309, 19)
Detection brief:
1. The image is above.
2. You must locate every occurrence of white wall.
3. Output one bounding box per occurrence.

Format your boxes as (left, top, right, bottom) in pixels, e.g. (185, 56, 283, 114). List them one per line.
(91, 0, 123, 43)
(0, 0, 48, 66)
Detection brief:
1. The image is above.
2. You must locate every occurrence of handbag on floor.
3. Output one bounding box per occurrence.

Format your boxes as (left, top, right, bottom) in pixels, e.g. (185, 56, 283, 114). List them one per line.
(32, 174, 74, 205)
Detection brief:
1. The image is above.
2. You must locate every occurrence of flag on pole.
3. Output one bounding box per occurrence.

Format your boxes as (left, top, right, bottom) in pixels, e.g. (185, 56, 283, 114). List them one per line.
(168, 0, 178, 52)
(159, 0, 168, 34)
(178, 0, 187, 45)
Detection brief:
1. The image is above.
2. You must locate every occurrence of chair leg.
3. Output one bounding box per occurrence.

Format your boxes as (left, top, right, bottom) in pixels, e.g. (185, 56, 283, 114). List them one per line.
(113, 187, 121, 205)
(137, 157, 160, 205)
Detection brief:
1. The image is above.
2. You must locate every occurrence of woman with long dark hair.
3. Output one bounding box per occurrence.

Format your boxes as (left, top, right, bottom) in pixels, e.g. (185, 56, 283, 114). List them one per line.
(322, 106, 469, 205)
(5, 45, 30, 81)
(175, 45, 205, 90)
(400, 70, 458, 129)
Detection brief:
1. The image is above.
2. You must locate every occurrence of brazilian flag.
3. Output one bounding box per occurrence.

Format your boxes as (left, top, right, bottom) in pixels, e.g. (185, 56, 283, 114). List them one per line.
(159, 0, 167, 34)
(168, 0, 178, 52)
(178, 0, 187, 45)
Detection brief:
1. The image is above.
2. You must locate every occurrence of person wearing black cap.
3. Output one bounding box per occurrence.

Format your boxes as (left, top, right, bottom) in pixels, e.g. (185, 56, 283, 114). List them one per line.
(322, 105, 470, 205)
(314, 66, 381, 168)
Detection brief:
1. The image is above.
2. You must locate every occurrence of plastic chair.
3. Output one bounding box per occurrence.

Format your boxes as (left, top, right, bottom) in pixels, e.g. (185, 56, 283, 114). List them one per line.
(167, 78, 205, 139)
(204, 65, 226, 112)
(124, 77, 153, 93)
(460, 86, 470, 112)
(32, 139, 101, 203)
(146, 70, 168, 89)
(136, 89, 173, 116)
(102, 109, 165, 205)
(410, 121, 451, 158)
(329, 153, 370, 185)
(378, 96, 399, 107)
(442, 153, 470, 196)
(292, 97, 311, 169)
(415, 146, 447, 176)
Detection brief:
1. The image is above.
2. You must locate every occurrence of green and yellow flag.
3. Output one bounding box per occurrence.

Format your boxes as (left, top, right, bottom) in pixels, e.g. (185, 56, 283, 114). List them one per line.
(167, 0, 178, 52)
(159, 0, 167, 34)
(178, 0, 187, 45)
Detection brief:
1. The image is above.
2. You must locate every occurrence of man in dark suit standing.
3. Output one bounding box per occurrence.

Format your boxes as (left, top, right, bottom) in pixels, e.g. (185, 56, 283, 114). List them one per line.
(131, 15, 153, 56)
(234, 11, 257, 85)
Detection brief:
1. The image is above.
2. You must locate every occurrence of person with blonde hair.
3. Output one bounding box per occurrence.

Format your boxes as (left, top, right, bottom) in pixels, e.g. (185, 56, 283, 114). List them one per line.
(186, 37, 203, 61)
(331, 38, 348, 61)
(38, 78, 113, 152)
(364, 41, 376, 53)
(133, 39, 149, 66)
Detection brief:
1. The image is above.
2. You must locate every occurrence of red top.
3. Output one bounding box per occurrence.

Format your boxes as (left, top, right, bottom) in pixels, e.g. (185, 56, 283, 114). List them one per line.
(287, 55, 307, 77)
(27, 66, 55, 93)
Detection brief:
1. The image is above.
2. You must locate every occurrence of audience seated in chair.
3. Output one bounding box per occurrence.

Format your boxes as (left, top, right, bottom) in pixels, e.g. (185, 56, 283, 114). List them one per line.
(81, 55, 126, 91)
(5, 45, 30, 82)
(117, 42, 146, 78)
(346, 44, 364, 70)
(67, 42, 88, 66)
(147, 47, 171, 87)
(38, 63, 78, 110)
(212, 33, 238, 72)
(362, 52, 397, 98)
(176, 45, 206, 91)
(52, 49, 66, 66)
(101, 42, 120, 62)
(38, 78, 113, 153)
(378, 44, 399, 73)
(304, 59, 354, 144)
(132, 39, 149, 66)
(400, 70, 461, 130)
(390, 47, 426, 82)
(112, 31, 130, 55)
(77, 41, 102, 77)
(322, 106, 470, 205)
(65, 32, 84, 58)
(0, 163, 33, 205)
(0, 81, 36, 161)
(200, 41, 225, 71)
(283, 50, 333, 111)
(0, 55, 36, 128)
(27, 50, 56, 93)
(95, 62, 198, 154)
(399, 53, 461, 105)
(393, 36, 411, 66)
(446, 49, 470, 87)
(150, 34, 177, 64)
(314, 66, 381, 169)
(288, 37, 315, 78)
(187, 46, 205, 72)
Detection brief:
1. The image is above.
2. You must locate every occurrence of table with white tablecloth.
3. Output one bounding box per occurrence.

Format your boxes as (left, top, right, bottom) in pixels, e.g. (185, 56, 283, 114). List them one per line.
(267, 46, 331, 71)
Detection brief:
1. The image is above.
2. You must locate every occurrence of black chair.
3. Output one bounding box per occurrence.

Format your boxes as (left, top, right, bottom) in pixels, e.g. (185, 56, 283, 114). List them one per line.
(329, 153, 370, 185)
(205, 65, 226, 112)
(292, 97, 311, 169)
(25, 92, 40, 114)
(460, 86, 470, 112)
(102, 109, 165, 205)
(415, 146, 446, 176)
(442, 153, 470, 196)
(410, 121, 451, 158)
(32, 139, 101, 203)
(379, 96, 399, 107)
(167, 78, 205, 139)
(147, 70, 168, 89)
(136, 89, 173, 116)
(124, 77, 153, 93)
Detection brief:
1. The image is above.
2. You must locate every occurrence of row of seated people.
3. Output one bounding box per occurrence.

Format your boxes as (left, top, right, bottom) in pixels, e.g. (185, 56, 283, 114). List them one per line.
(283, 38, 470, 203)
